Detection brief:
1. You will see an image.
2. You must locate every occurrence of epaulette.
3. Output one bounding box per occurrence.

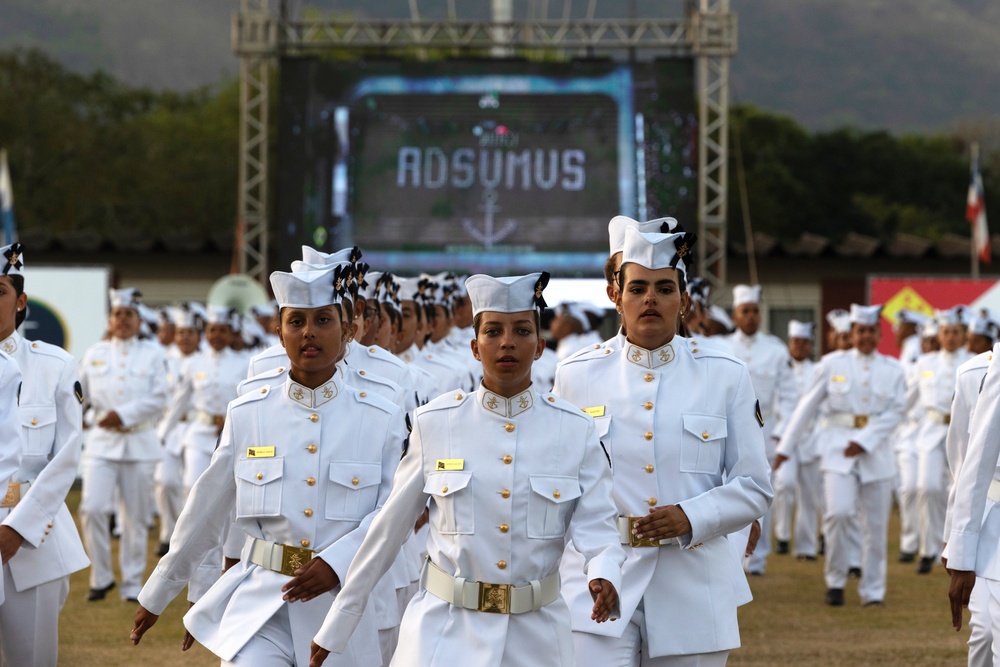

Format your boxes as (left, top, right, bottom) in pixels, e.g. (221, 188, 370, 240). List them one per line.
(562, 342, 606, 364)
(360, 345, 407, 369)
(349, 385, 398, 415)
(351, 367, 402, 391)
(230, 383, 273, 410)
(686, 337, 744, 365)
(238, 365, 288, 396)
(557, 345, 615, 368)
(539, 392, 592, 422)
(25, 339, 72, 361)
(419, 389, 471, 414)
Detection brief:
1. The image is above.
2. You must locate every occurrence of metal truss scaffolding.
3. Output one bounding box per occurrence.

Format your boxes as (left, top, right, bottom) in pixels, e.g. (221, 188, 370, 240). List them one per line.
(233, 2, 736, 289)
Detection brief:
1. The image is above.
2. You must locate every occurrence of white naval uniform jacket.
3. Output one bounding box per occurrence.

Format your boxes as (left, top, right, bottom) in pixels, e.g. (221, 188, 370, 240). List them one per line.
(79, 337, 169, 461)
(906, 348, 974, 453)
(157, 347, 247, 455)
(947, 342, 1000, 578)
(771, 357, 820, 462)
(314, 384, 626, 666)
(942, 350, 992, 554)
(722, 330, 794, 456)
(552, 338, 772, 658)
(0, 333, 88, 591)
(776, 349, 905, 483)
(138, 371, 405, 666)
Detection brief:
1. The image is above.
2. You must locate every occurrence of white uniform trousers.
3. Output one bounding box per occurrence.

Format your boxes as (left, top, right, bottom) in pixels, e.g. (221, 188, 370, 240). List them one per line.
(0, 565, 69, 667)
(572, 600, 730, 667)
(223, 603, 296, 666)
(823, 472, 892, 603)
(80, 458, 157, 599)
(984, 580, 1000, 667)
(153, 447, 184, 544)
(896, 446, 920, 556)
(793, 458, 823, 557)
(968, 576, 993, 667)
(772, 452, 797, 544)
(916, 445, 949, 559)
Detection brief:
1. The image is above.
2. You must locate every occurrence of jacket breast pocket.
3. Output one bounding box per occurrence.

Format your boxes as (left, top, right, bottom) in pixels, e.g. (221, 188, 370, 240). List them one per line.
(526, 474, 581, 539)
(325, 461, 382, 521)
(680, 414, 727, 474)
(594, 415, 612, 458)
(425, 471, 474, 535)
(235, 458, 284, 518)
(20, 405, 57, 456)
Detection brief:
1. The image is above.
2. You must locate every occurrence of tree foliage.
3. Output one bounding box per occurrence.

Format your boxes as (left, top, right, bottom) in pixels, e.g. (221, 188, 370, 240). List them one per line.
(0, 48, 238, 242)
(728, 104, 996, 244)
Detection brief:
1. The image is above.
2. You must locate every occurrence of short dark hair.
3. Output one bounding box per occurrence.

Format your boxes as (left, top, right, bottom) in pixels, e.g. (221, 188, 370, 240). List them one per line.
(603, 253, 620, 287)
(473, 310, 542, 336)
(5, 275, 25, 328)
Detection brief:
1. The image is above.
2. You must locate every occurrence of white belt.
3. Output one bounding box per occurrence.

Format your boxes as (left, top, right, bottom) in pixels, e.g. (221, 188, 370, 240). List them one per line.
(826, 413, 870, 429)
(104, 419, 156, 434)
(0, 481, 30, 508)
(194, 410, 223, 426)
(988, 479, 1000, 504)
(422, 558, 560, 614)
(926, 409, 951, 426)
(247, 537, 315, 577)
(616, 515, 681, 548)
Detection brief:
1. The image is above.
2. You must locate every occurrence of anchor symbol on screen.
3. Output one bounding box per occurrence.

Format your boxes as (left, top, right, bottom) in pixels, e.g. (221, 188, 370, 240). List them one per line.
(462, 188, 517, 248)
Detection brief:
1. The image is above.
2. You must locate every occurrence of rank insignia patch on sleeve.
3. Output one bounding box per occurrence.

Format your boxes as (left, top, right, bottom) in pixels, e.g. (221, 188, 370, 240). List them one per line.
(74, 381, 84, 404)
(754, 400, 764, 428)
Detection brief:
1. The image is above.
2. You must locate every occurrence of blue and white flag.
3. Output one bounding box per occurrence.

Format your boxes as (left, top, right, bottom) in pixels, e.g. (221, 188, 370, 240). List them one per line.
(0, 150, 17, 246)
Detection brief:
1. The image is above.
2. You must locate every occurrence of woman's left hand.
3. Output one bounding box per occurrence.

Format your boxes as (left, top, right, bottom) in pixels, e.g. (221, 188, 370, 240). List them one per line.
(282, 558, 340, 603)
(632, 505, 692, 541)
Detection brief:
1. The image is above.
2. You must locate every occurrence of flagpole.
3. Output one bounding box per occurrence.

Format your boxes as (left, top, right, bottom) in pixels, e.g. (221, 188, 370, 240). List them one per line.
(971, 142, 981, 279)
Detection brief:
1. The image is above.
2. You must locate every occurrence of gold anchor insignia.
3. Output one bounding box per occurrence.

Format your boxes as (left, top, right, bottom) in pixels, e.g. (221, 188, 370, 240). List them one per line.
(287, 552, 304, 571)
(518, 396, 529, 409)
(485, 587, 505, 610)
(631, 348, 643, 362)
(486, 396, 499, 410)
(8, 253, 18, 266)
(676, 243, 688, 258)
(1, 340, 12, 353)
(334, 277, 343, 290)
(292, 387, 305, 400)
(535, 284, 543, 298)
(658, 347, 673, 363)
(322, 386, 334, 399)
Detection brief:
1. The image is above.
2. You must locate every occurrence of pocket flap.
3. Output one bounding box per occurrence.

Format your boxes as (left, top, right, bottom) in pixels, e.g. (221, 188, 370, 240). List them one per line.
(529, 475, 581, 504)
(424, 471, 472, 497)
(682, 414, 727, 443)
(21, 406, 57, 429)
(236, 458, 284, 486)
(594, 415, 611, 438)
(329, 461, 382, 490)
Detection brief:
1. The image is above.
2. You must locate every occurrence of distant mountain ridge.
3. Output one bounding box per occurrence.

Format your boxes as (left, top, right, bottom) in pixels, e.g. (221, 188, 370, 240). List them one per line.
(5, 0, 1000, 132)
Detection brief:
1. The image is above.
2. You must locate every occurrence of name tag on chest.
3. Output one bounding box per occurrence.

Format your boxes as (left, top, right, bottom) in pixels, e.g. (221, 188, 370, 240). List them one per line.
(583, 406, 606, 417)
(436, 459, 464, 471)
(247, 446, 276, 458)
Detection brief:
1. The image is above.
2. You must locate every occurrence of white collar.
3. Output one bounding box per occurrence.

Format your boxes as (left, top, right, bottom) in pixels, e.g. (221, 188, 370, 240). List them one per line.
(0, 331, 19, 355)
(477, 384, 534, 418)
(286, 374, 341, 408)
(624, 341, 676, 369)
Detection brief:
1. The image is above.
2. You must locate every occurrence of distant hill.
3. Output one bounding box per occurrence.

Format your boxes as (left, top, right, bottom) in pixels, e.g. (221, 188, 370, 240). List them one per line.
(4, 0, 1000, 132)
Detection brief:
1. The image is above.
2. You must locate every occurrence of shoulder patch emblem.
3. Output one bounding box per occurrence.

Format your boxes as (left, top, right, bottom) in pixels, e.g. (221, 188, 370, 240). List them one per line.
(74, 381, 84, 404)
(401, 413, 412, 459)
(754, 400, 764, 428)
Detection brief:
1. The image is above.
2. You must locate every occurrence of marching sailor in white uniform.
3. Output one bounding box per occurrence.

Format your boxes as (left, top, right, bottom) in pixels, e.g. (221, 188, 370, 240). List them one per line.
(310, 272, 624, 667)
(0, 243, 85, 666)
(131, 264, 404, 666)
(78, 287, 169, 602)
(775, 304, 905, 607)
(554, 228, 772, 666)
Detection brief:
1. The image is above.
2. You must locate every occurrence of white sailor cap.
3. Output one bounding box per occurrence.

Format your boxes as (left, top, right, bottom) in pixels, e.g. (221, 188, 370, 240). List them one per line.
(921, 318, 939, 338)
(169, 306, 200, 330)
(360, 271, 383, 302)
(300, 245, 362, 266)
(137, 304, 158, 328)
(621, 227, 696, 279)
(935, 306, 966, 327)
(0, 243, 24, 277)
(850, 304, 882, 326)
(708, 304, 734, 332)
(250, 302, 276, 318)
(608, 216, 681, 255)
(395, 277, 423, 303)
(465, 272, 550, 317)
(556, 301, 592, 330)
(968, 315, 998, 338)
(687, 277, 710, 305)
(156, 307, 173, 327)
(732, 284, 762, 308)
(206, 305, 235, 326)
(241, 316, 264, 345)
(109, 288, 143, 310)
(788, 320, 814, 340)
(825, 308, 850, 334)
(893, 309, 928, 330)
(270, 264, 349, 309)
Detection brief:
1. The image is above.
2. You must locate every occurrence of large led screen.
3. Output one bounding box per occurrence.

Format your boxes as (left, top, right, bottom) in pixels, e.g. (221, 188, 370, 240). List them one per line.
(276, 58, 696, 274)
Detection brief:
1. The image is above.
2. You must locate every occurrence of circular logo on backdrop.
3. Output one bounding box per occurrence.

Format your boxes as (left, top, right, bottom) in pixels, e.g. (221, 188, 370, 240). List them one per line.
(19, 297, 68, 349)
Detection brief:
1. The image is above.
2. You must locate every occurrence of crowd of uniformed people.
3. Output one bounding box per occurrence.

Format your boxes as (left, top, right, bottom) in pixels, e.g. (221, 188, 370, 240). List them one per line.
(0, 213, 998, 665)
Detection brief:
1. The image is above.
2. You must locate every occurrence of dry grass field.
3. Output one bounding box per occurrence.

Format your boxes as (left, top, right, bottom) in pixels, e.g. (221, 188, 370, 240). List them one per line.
(58, 490, 970, 666)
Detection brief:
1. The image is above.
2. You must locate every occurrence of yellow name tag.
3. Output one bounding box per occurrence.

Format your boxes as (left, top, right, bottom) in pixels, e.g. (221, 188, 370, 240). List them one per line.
(435, 459, 464, 471)
(194, 372, 208, 380)
(91, 360, 106, 366)
(247, 446, 275, 458)
(831, 375, 846, 383)
(921, 371, 935, 379)
(583, 406, 606, 417)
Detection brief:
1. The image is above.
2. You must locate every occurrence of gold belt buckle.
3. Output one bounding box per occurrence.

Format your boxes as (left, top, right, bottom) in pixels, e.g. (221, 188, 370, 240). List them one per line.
(943, 413, 951, 425)
(628, 516, 661, 548)
(853, 415, 869, 429)
(0, 482, 19, 508)
(279, 545, 314, 576)
(477, 582, 511, 614)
